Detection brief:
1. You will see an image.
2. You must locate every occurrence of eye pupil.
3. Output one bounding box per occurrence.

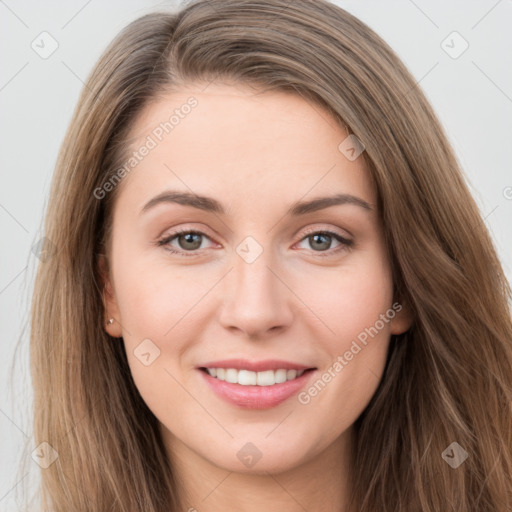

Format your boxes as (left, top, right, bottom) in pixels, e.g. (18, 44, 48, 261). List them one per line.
(179, 232, 202, 250)
(310, 233, 331, 251)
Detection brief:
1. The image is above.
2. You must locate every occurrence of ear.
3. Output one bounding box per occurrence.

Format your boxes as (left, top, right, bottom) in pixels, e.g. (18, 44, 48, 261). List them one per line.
(98, 254, 123, 338)
(389, 300, 413, 335)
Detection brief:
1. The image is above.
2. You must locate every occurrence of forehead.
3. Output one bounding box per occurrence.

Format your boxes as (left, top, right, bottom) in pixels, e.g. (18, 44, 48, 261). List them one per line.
(115, 82, 375, 213)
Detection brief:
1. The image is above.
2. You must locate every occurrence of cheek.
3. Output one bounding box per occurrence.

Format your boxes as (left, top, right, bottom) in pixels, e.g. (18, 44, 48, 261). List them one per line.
(113, 258, 208, 421)
(115, 252, 207, 338)
(294, 252, 394, 421)
(110, 245, 202, 373)
(304, 250, 394, 346)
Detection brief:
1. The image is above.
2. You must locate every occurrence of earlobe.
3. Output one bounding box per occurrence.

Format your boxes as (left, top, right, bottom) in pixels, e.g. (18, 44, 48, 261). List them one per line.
(389, 301, 413, 335)
(98, 254, 123, 337)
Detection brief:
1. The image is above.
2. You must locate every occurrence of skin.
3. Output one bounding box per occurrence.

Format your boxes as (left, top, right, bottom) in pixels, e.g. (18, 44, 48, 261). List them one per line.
(101, 81, 411, 511)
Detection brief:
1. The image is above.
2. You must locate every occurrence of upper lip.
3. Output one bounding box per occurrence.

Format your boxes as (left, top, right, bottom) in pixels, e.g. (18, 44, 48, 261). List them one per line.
(197, 359, 315, 372)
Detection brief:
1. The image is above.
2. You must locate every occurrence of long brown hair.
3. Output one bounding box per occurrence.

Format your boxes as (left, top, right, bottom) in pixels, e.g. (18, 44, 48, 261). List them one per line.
(23, 0, 512, 510)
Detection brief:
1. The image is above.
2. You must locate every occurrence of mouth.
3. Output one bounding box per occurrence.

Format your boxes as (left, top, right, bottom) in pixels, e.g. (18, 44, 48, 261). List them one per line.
(198, 367, 315, 386)
(196, 360, 317, 409)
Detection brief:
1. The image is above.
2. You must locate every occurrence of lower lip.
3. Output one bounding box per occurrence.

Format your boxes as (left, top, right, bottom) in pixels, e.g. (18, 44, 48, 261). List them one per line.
(198, 369, 316, 409)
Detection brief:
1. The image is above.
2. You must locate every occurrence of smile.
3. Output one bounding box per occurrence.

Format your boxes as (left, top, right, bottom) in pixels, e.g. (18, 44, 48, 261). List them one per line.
(201, 367, 308, 386)
(198, 366, 316, 409)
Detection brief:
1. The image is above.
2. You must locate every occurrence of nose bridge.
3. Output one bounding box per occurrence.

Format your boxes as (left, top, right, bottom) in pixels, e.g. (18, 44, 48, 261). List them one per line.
(218, 235, 293, 335)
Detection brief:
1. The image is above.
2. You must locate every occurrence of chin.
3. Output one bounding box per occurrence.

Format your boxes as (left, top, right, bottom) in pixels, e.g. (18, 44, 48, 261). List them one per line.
(202, 437, 312, 475)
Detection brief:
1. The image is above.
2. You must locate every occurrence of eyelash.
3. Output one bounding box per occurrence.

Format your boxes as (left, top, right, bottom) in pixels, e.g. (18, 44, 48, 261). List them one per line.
(156, 227, 353, 258)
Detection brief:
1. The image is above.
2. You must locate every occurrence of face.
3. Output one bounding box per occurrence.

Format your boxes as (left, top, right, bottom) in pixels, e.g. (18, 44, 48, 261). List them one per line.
(101, 81, 411, 475)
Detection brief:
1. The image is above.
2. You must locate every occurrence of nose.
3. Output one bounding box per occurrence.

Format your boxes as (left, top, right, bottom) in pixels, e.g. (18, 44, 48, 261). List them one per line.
(218, 246, 294, 339)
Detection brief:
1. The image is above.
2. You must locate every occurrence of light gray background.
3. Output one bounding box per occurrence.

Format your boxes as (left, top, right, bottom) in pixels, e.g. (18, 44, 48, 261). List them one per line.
(1, 1, 511, 509)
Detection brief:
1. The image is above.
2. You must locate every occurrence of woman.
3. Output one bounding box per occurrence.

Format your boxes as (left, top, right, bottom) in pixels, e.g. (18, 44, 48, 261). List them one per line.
(26, 0, 512, 510)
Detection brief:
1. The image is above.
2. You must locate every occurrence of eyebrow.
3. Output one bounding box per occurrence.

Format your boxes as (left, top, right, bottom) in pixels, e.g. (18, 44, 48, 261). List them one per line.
(140, 190, 373, 216)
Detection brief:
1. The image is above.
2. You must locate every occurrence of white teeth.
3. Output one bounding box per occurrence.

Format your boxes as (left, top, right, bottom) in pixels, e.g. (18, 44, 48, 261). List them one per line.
(225, 368, 238, 384)
(275, 369, 287, 383)
(205, 367, 308, 386)
(257, 370, 275, 386)
(238, 370, 257, 385)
